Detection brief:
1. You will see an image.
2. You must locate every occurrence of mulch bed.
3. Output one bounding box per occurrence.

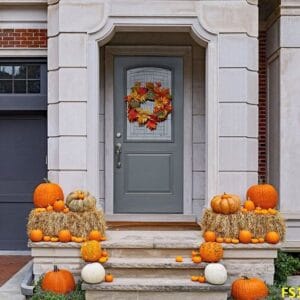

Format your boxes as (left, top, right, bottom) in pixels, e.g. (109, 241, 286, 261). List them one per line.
(0, 255, 31, 287)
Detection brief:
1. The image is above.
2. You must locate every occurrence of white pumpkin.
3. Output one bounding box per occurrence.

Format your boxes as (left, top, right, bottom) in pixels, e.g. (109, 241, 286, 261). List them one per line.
(81, 262, 105, 284)
(204, 263, 227, 285)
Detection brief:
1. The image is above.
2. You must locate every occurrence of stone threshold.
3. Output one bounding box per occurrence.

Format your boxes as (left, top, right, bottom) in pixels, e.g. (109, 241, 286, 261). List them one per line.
(106, 214, 197, 223)
(82, 277, 231, 292)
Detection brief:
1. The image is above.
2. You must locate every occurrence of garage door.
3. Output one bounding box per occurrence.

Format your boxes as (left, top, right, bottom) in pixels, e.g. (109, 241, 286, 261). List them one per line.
(0, 61, 47, 250)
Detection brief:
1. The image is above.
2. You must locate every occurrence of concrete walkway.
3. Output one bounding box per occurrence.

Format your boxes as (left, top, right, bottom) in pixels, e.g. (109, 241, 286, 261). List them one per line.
(0, 260, 32, 300)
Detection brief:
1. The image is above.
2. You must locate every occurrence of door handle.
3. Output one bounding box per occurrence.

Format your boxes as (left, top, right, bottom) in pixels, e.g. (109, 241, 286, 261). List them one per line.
(115, 143, 122, 168)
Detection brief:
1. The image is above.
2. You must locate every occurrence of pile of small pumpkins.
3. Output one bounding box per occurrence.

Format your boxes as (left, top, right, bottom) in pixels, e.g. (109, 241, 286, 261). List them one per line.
(206, 182, 281, 244)
(29, 179, 103, 243)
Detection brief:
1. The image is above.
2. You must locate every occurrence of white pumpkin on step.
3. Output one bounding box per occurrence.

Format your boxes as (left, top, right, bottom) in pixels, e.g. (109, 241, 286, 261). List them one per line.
(81, 262, 105, 284)
(204, 263, 227, 285)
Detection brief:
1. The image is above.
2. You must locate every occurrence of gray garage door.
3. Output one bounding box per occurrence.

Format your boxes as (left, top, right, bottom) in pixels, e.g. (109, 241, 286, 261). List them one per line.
(0, 60, 47, 250)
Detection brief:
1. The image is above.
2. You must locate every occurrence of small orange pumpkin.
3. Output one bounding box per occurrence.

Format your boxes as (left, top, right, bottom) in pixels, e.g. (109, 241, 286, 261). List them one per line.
(191, 276, 199, 282)
(58, 230, 72, 243)
(192, 255, 202, 264)
(246, 182, 278, 209)
(41, 265, 75, 294)
(53, 200, 65, 212)
(251, 238, 259, 244)
(224, 238, 232, 243)
(88, 230, 102, 241)
(199, 242, 223, 263)
(105, 273, 114, 282)
(175, 256, 183, 263)
(198, 276, 206, 283)
(29, 229, 43, 242)
(239, 230, 252, 244)
(231, 276, 268, 300)
(232, 238, 239, 244)
(244, 199, 255, 211)
(216, 237, 224, 243)
(99, 256, 108, 263)
(33, 179, 64, 208)
(265, 231, 280, 244)
(43, 236, 51, 242)
(50, 237, 59, 242)
(211, 193, 241, 214)
(258, 237, 265, 243)
(46, 205, 53, 212)
(203, 231, 216, 242)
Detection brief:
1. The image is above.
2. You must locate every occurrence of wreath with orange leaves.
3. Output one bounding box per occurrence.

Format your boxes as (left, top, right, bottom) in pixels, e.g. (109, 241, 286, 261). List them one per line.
(124, 82, 172, 131)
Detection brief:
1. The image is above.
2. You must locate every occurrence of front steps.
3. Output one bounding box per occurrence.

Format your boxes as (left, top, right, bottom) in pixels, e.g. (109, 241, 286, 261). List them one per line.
(29, 229, 279, 299)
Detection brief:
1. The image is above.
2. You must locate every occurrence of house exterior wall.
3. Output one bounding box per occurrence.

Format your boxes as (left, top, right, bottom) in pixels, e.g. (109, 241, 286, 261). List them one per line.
(46, 0, 259, 216)
(266, 0, 300, 249)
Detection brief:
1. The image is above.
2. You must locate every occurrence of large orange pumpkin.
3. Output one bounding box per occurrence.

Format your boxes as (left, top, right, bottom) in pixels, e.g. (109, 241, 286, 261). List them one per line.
(211, 193, 241, 214)
(231, 276, 268, 300)
(41, 265, 75, 294)
(33, 179, 64, 208)
(246, 183, 278, 209)
(81, 240, 102, 262)
(265, 231, 280, 244)
(199, 242, 224, 262)
(239, 230, 252, 244)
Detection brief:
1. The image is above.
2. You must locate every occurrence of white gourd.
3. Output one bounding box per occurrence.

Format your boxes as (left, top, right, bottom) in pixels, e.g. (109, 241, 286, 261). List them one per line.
(81, 263, 105, 284)
(204, 263, 227, 285)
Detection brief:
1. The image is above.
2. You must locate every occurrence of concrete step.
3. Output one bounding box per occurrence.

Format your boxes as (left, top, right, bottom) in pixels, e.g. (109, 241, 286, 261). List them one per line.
(103, 257, 207, 278)
(82, 277, 230, 300)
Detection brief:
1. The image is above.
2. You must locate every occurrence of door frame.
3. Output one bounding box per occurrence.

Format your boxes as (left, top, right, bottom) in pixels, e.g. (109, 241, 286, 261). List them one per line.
(105, 46, 193, 215)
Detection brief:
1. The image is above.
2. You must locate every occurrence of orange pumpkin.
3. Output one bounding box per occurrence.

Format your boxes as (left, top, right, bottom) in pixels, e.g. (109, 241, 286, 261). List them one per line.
(175, 256, 183, 262)
(216, 237, 224, 243)
(224, 238, 232, 243)
(81, 240, 102, 262)
(88, 230, 102, 241)
(33, 179, 64, 208)
(191, 276, 199, 282)
(244, 199, 255, 211)
(29, 229, 43, 242)
(41, 265, 75, 294)
(239, 230, 252, 244)
(203, 231, 216, 242)
(258, 237, 265, 243)
(211, 193, 241, 214)
(198, 276, 206, 283)
(46, 205, 53, 212)
(251, 238, 259, 244)
(231, 276, 268, 300)
(232, 238, 239, 244)
(105, 273, 114, 283)
(246, 183, 278, 209)
(58, 230, 72, 243)
(199, 242, 223, 262)
(43, 236, 51, 242)
(53, 200, 65, 212)
(192, 255, 202, 264)
(265, 231, 280, 244)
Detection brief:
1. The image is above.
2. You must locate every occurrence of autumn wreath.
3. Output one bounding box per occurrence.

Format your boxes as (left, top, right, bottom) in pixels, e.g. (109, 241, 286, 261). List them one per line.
(124, 82, 172, 131)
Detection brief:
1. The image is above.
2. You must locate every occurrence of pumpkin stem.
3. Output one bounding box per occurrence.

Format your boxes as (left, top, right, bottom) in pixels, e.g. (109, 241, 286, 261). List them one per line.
(258, 176, 265, 184)
(54, 265, 59, 272)
(43, 178, 51, 183)
(242, 276, 249, 280)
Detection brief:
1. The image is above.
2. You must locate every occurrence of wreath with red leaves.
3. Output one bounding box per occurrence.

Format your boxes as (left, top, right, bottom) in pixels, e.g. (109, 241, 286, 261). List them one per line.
(124, 82, 172, 131)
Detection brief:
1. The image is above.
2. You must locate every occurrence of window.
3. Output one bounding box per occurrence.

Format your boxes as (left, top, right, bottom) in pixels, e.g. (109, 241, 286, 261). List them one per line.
(0, 64, 41, 94)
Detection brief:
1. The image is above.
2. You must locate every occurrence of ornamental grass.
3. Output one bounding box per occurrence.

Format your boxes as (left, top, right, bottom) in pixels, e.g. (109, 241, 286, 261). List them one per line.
(201, 209, 285, 240)
(27, 209, 106, 238)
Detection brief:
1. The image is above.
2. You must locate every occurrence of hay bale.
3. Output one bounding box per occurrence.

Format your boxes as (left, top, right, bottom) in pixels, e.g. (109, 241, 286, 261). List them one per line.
(27, 209, 106, 237)
(201, 209, 285, 240)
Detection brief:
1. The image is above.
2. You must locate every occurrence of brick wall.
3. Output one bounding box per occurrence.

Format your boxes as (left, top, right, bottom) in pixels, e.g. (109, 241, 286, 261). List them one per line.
(0, 29, 47, 48)
(259, 31, 267, 182)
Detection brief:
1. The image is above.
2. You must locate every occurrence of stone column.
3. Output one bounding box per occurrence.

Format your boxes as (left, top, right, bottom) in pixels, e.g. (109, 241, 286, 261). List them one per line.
(267, 0, 300, 248)
(47, 0, 105, 199)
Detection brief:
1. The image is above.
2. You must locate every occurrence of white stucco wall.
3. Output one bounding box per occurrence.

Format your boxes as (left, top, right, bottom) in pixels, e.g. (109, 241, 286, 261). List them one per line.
(46, 0, 259, 216)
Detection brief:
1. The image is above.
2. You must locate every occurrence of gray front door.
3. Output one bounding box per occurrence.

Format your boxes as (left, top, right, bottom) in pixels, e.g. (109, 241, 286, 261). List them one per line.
(114, 56, 183, 213)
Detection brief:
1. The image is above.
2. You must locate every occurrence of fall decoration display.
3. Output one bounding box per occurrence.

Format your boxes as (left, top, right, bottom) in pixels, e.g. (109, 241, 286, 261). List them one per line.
(81, 263, 105, 284)
(105, 274, 114, 283)
(204, 263, 228, 285)
(53, 200, 65, 212)
(41, 265, 75, 295)
(210, 193, 241, 214)
(58, 229, 72, 243)
(199, 242, 224, 263)
(246, 182, 278, 209)
(27, 209, 106, 238)
(29, 229, 43, 242)
(244, 199, 255, 211)
(125, 82, 172, 131)
(201, 209, 285, 241)
(203, 231, 216, 242)
(239, 230, 252, 244)
(33, 179, 64, 208)
(231, 276, 268, 300)
(66, 190, 96, 212)
(88, 230, 102, 241)
(81, 240, 102, 262)
(265, 231, 280, 244)
(175, 256, 183, 263)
